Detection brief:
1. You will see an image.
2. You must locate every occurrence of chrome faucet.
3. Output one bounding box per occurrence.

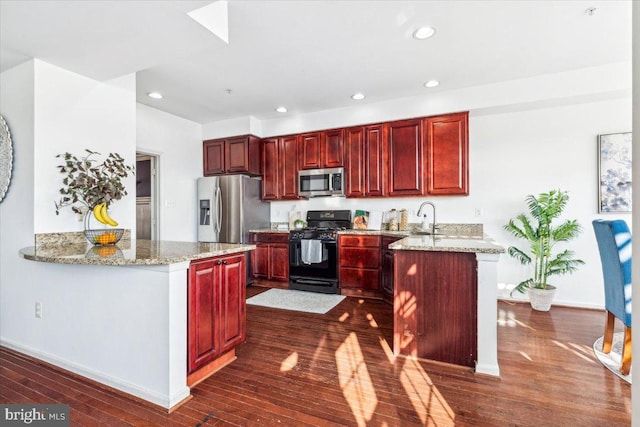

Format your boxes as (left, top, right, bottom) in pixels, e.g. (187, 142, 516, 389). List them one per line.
(417, 201, 437, 235)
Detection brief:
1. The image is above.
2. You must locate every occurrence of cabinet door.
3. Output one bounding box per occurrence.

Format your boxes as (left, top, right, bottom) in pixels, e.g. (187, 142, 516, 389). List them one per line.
(424, 112, 469, 195)
(261, 138, 279, 200)
(279, 135, 299, 200)
(394, 251, 477, 367)
(218, 254, 246, 354)
(269, 243, 290, 282)
(298, 132, 323, 170)
(388, 119, 423, 196)
(344, 127, 366, 197)
(324, 129, 344, 168)
(251, 244, 269, 278)
(225, 136, 249, 173)
(188, 260, 219, 373)
(203, 139, 225, 176)
(381, 250, 394, 296)
(365, 125, 386, 197)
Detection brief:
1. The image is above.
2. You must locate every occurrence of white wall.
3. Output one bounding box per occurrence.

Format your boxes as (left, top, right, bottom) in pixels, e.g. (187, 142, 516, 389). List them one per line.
(33, 61, 136, 233)
(136, 103, 202, 241)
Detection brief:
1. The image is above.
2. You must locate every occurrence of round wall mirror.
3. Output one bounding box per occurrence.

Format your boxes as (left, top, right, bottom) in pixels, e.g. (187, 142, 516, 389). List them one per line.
(0, 115, 13, 202)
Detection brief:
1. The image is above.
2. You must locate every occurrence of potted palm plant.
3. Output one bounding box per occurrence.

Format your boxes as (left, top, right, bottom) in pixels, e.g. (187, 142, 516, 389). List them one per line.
(504, 189, 585, 311)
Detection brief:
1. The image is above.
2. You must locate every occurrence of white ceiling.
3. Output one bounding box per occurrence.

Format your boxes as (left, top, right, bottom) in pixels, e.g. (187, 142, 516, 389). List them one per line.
(0, 0, 632, 124)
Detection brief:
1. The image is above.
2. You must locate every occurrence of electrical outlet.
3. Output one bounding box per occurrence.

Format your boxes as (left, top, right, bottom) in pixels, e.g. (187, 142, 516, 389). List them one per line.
(475, 208, 483, 217)
(35, 302, 42, 319)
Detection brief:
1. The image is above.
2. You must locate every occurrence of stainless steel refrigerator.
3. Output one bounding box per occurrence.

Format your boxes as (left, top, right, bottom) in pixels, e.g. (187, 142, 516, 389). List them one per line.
(197, 175, 270, 244)
(198, 175, 270, 285)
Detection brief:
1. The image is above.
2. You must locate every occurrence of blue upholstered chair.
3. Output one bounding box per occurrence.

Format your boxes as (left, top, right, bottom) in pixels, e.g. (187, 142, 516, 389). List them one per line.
(592, 219, 632, 375)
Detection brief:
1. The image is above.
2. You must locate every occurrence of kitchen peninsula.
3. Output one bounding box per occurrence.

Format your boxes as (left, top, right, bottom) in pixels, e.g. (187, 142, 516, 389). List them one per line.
(17, 235, 254, 411)
(389, 233, 504, 376)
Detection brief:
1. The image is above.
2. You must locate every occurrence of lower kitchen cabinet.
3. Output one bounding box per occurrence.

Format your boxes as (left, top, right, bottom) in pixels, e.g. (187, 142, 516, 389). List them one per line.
(188, 253, 246, 376)
(394, 250, 477, 367)
(250, 232, 289, 282)
(339, 235, 381, 293)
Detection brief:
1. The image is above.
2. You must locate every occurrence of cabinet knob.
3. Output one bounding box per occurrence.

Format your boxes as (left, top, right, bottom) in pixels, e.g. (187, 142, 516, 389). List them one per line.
(223, 260, 228, 265)
(216, 260, 222, 265)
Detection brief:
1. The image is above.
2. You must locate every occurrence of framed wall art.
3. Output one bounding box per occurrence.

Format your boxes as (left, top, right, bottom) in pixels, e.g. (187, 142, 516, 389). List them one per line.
(598, 132, 632, 213)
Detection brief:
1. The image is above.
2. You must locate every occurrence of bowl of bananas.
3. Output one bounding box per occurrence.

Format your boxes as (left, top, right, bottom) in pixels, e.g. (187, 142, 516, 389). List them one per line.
(83, 202, 123, 245)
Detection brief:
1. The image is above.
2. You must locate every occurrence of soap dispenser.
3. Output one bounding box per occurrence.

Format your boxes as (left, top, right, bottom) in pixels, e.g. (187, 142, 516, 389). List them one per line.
(421, 214, 429, 232)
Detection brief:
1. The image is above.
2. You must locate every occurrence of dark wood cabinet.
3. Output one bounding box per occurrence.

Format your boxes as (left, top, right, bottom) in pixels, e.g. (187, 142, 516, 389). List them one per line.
(250, 232, 289, 282)
(339, 235, 381, 291)
(298, 132, 323, 169)
(424, 112, 469, 195)
(381, 235, 402, 303)
(261, 136, 299, 201)
(324, 129, 344, 168)
(394, 251, 477, 367)
(344, 125, 386, 197)
(261, 138, 279, 200)
(299, 130, 344, 170)
(260, 111, 468, 200)
(203, 135, 260, 176)
(188, 253, 246, 375)
(387, 119, 423, 196)
(279, 135, 299, 200)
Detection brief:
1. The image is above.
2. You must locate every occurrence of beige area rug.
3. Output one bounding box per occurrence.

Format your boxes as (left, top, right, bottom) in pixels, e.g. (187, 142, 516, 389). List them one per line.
(246, 288, 346, 314)
(593, 332, 631, 384)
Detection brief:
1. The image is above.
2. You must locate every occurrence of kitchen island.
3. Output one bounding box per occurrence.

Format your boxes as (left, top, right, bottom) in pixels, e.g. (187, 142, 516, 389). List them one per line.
(16, 237, 254, 411)
(389, 234, 504, 376)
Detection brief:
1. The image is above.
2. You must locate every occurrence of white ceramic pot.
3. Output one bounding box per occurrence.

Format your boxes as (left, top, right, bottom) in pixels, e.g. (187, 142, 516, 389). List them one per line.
(528, 285, 557, 311)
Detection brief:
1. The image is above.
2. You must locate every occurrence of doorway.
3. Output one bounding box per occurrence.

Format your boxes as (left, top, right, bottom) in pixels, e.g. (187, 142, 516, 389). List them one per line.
(136, 153, 159, 240)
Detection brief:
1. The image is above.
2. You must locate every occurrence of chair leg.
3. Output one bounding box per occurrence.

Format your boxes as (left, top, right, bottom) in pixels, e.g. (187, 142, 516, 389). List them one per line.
(602, 311, 615, 354)
(620, 326, 632, 376)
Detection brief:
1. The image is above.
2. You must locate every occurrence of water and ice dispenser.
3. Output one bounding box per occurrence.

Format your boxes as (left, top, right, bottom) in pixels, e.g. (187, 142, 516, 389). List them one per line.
(200, 199, 210, 226)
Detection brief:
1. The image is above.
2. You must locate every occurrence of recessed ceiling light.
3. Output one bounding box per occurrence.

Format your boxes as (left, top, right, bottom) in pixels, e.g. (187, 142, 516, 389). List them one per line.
(424, 80, 440, 88)
(351, 93, 365, 100)
(147, 92, 163, 99)
(275, 107, 287, 113)
(413, 26, 436, 40)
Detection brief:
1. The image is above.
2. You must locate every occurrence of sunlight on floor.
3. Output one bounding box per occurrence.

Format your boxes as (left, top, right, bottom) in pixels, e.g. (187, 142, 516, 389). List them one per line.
(335, 332, 378, 427)
(366, 313, 378, 328)
(552, 340, 596, 364)
(280, 351, 298, 372)
(399, 357, 456, 426)
(497, 309, 517, 327)
(519, 351, 532, 361)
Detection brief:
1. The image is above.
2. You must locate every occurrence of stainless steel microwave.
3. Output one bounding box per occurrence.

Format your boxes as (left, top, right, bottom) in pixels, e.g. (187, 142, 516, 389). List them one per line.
(298, 167, 344, 198)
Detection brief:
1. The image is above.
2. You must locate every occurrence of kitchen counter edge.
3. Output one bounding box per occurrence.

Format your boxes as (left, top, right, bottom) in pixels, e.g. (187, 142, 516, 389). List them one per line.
(19, 240, 256, 266)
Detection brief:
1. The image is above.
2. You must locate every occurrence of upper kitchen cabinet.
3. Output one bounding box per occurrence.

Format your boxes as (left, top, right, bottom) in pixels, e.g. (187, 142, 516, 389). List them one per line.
(387, 118, 424, 196)
(344, 125, 386, 197)
(203, 135, 261, 176)
(298, 130, 344, 169)
(261, 135, 299, 201)
(424, 112, 469, 195)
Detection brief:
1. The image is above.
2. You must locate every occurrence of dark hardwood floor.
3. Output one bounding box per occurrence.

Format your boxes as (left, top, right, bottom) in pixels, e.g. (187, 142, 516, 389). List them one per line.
(0, 286, 631, 426)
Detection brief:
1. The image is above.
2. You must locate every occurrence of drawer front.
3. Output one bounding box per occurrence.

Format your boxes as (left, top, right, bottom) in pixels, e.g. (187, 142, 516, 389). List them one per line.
(339, 267, 380, 290)
(250, 232, 289, 244)
(340, 247, 380, 269)
(339, 235, 381, 248)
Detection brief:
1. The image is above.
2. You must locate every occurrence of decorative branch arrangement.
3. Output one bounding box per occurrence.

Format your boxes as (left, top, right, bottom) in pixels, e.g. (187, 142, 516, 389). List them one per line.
(54, 149, 134, 215)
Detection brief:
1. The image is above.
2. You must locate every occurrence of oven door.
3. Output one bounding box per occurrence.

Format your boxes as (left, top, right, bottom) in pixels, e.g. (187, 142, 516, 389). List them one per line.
(289, 239, 338, 282)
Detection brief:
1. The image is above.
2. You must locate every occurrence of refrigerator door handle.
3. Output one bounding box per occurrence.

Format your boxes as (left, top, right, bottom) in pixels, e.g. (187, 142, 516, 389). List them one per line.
(215, 187, 223, 233)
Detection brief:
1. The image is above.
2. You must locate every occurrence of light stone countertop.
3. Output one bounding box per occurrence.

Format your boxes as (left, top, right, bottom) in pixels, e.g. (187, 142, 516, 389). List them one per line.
(388, 234, 505, 254)
(19, 240, 256, 266)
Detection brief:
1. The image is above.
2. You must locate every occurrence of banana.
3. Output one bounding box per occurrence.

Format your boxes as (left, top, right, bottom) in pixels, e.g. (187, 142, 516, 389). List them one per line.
(100, 203, 118, 227)
(93, 202, 108, 225)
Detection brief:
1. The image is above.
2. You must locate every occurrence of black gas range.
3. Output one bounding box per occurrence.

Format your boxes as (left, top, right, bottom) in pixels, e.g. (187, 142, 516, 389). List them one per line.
(289, 210, 352, 294)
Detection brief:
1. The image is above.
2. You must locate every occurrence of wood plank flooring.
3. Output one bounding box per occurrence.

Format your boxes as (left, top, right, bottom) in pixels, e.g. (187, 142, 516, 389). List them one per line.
(0, 287, 631, 426)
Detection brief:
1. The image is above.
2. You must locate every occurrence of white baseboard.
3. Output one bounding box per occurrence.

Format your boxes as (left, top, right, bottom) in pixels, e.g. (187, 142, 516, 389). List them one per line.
(0, 338, 190, 409)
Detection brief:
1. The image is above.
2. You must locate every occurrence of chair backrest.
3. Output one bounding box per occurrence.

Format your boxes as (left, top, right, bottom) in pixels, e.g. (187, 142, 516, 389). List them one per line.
(592, 219, 632, 327)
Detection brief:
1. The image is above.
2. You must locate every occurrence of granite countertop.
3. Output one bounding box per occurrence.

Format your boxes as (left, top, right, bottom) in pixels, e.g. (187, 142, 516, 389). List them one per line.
(388, 234, 505, 254)
(20, 240, 256, 266)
